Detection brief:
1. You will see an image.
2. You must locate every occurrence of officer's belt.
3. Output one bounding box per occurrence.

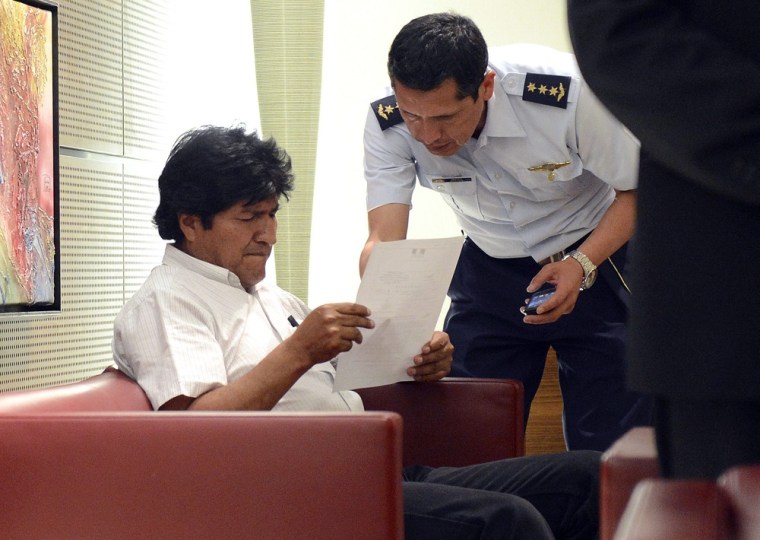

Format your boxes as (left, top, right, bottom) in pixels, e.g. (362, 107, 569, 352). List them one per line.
(538, 250, 567, 266)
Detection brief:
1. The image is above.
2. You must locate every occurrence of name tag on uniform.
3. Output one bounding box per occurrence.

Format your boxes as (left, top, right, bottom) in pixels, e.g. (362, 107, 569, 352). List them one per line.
(431, 177, 472, 183)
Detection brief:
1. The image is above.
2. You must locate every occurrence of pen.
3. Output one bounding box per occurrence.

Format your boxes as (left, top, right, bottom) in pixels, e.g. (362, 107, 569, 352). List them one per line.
(287, 315, 299, 328)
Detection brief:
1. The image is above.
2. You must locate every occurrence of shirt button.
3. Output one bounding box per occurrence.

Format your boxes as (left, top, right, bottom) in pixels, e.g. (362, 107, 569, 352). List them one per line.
(510, 202, 516, 209)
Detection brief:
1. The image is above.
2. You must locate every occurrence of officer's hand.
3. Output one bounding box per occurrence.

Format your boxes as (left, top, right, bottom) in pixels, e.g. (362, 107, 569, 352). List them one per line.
(289, 303, 374, 364)
(407, 331, 453, 382)
(521, 259, 584, 324)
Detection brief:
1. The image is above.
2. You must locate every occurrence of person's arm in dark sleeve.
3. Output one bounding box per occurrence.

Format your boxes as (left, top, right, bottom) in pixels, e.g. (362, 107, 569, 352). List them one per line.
(567, 0, 760, 205)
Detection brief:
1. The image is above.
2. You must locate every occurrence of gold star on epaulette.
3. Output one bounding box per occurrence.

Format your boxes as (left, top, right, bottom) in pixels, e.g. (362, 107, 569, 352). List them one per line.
(379, 104, 395, 120)
(371, 95, 404, 130)
(522, 73, 572, 109)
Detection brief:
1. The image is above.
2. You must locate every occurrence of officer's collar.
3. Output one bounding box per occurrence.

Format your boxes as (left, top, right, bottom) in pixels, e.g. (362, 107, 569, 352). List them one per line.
(480, 82, 528, 140)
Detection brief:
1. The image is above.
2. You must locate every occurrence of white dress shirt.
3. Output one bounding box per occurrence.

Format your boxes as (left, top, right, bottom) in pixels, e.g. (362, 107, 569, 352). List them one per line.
(113, 244, 363, 412)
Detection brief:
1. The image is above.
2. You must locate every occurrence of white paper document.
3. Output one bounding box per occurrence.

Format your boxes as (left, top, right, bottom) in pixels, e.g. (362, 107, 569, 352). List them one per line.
(333, 236, 464, 391)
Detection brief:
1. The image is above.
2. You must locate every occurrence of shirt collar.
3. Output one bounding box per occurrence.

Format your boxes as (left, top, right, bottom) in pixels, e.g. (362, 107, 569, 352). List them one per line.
(480, 72, 528, 140)
(162, 244, 249, 292)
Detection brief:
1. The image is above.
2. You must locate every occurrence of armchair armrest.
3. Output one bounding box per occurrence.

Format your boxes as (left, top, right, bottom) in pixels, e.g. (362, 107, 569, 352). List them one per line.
(613, 479, 730, 540)
(614, 466, 760, 540)
(0, 412, 403, 540)
(0, 367, 151, 413)
(720, 465, 760, 540)
(357, 377, 525, 467)
(600, 426, 660, 540)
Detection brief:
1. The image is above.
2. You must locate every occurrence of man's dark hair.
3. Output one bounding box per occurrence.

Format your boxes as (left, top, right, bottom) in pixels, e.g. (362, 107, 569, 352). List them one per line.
(153, 125, 294, 242)
(388, 12, 488, 100)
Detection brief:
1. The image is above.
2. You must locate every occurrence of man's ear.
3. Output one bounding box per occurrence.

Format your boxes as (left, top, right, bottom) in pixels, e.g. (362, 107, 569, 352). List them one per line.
(178, 213, 202, 242)
(481, 69, 496, 102)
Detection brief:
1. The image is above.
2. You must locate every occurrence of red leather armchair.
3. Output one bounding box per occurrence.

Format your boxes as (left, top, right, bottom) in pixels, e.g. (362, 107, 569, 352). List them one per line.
(600, 426, 660, 540)
(0, 367, 151, 413)
(613, 464, 760, 540)
(1, 412, 403, 539)
(357, 377, 525, 467)
(0, 369, 524, 539)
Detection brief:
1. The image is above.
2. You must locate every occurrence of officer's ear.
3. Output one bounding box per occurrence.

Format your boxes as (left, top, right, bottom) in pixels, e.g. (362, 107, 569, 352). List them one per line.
(481, 69, 496, 102)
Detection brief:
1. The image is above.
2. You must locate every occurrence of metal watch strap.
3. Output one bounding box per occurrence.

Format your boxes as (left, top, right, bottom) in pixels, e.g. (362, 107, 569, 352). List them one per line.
(563, 250, 597, 290)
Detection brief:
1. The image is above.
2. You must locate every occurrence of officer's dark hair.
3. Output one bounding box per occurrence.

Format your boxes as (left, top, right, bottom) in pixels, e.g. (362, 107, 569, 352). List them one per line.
(387, 12, 488, 101)
(153, 124, 294, 243)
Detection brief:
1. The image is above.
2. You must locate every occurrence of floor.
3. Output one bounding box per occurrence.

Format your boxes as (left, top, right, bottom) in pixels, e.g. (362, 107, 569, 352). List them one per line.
(525, 348, 567, 455)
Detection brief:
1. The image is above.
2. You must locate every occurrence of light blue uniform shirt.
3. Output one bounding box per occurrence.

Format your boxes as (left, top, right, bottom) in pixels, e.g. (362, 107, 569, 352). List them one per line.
(364, 43, 639, 261)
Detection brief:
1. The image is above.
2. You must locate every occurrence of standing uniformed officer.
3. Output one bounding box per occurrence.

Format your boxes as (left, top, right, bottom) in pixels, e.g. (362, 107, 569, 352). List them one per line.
(360, 12, 652, 451)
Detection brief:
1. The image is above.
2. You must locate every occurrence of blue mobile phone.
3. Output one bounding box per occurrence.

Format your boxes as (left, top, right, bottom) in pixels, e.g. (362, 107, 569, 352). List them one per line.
(523, 286, 556, 315)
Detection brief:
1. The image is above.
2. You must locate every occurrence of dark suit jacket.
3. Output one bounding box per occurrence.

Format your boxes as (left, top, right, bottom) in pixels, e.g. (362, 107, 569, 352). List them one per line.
(567, 0, 760, 400)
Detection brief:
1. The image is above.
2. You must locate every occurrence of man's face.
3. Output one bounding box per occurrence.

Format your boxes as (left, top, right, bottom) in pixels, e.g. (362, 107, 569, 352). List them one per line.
(179, 196, 279, 289)
(394, 73, 494, 157)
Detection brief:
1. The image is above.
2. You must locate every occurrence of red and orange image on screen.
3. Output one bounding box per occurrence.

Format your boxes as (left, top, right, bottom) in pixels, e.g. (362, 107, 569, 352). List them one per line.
(0, 0, 56, 308)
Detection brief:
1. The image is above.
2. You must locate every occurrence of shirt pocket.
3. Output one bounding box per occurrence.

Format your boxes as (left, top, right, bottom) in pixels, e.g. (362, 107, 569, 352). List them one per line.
(513, 155, 586, 201)
(420, 171, 482, 218)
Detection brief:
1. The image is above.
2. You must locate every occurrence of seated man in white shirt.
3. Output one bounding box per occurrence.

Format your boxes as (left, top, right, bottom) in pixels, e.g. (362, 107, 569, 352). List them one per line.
(113, 124, 600, 540)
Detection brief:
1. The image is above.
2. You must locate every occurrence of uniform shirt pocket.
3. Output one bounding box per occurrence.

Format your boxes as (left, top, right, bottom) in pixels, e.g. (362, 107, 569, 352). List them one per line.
(424, 173, 482, 217)
(514, 155, 586, 201)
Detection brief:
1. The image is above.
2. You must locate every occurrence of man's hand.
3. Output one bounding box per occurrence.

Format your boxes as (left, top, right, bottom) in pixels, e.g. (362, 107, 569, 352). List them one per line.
(521, 258, 585, 324)
(289, 303, 375, 365)
(407, 331, 453, 381)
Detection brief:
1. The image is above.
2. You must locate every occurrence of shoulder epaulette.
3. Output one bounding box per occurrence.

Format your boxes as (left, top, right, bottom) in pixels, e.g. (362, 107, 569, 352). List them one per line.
(371, 95, 403, 130)
(522, 73, 572, 109)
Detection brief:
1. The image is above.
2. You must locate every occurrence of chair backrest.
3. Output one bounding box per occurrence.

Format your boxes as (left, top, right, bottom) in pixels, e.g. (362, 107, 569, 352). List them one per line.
(0, 367, 151, 413)
(0, 412, 404, 540)
(357, 377, 524, 467)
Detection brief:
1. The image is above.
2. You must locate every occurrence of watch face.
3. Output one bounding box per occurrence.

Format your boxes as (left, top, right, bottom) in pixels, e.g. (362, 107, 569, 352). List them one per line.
(583, 270, 597, 289)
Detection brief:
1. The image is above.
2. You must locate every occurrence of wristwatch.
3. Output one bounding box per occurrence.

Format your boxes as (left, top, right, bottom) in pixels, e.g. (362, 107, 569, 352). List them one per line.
(563, 250, 597, 290)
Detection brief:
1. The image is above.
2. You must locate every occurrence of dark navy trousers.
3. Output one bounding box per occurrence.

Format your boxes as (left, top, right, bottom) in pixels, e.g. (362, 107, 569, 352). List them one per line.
(402, 450, 601, 540)
(445, 238, 652, 451)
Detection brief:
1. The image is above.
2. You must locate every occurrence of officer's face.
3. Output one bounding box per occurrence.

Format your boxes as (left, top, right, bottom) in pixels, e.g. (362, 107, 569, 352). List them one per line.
(394, 72, 495, 157)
